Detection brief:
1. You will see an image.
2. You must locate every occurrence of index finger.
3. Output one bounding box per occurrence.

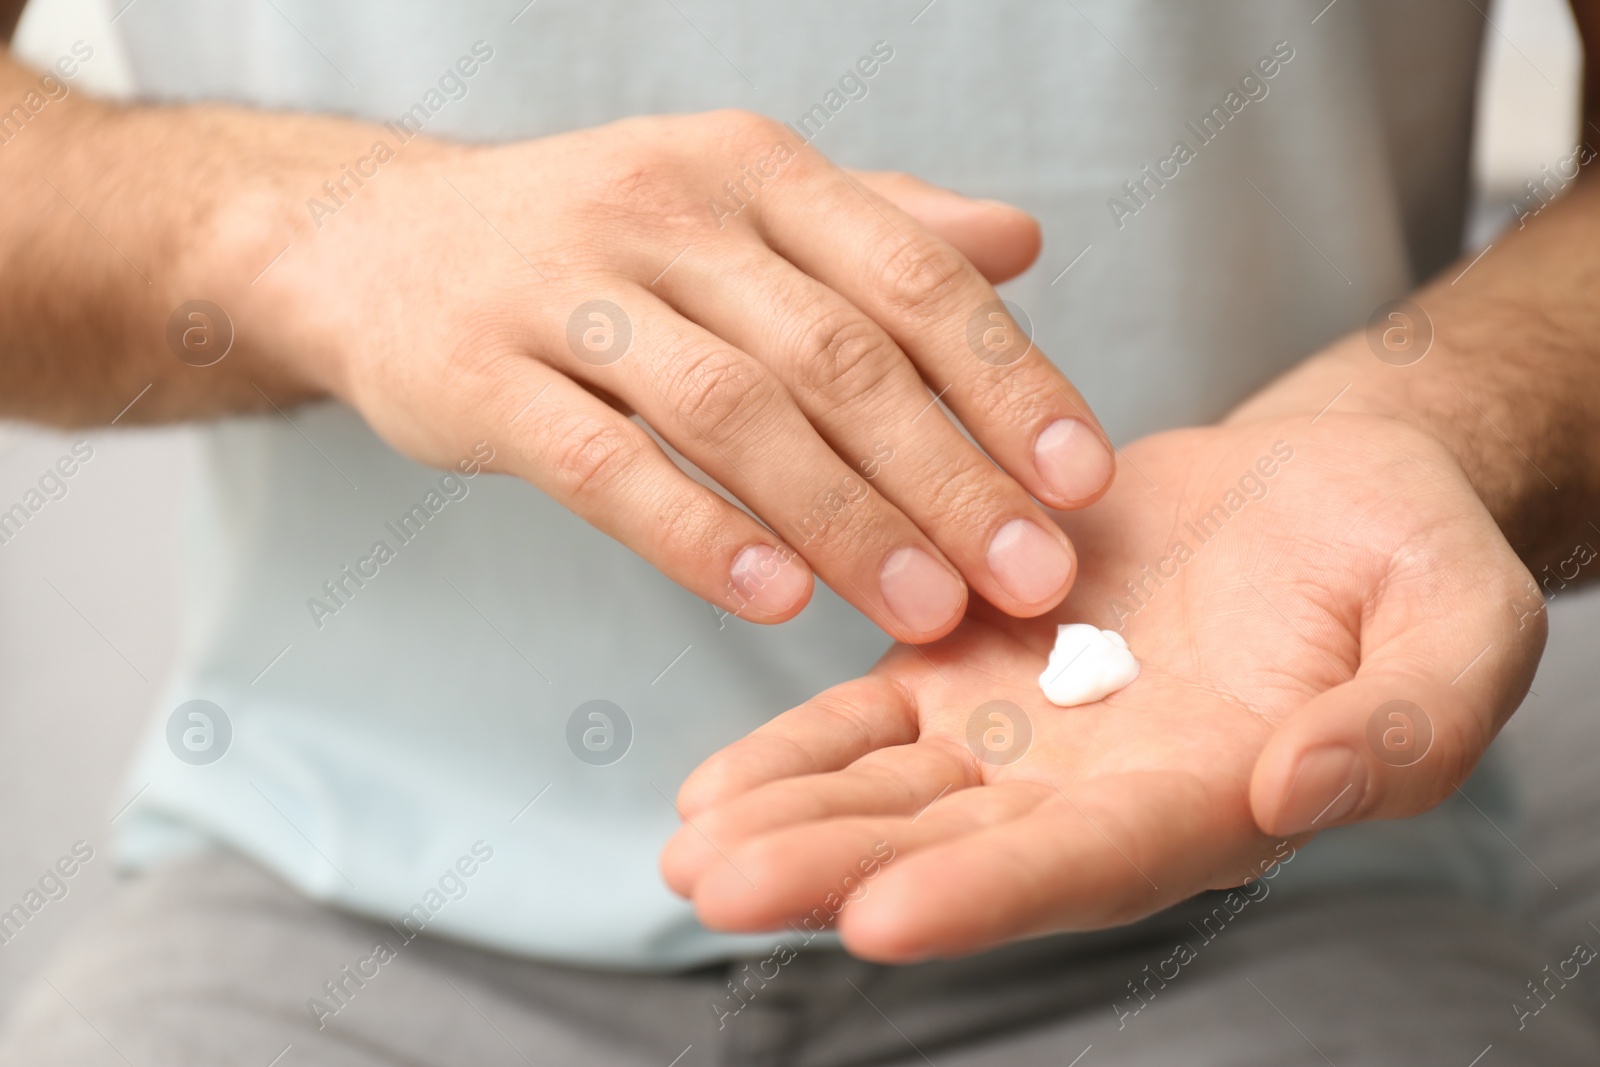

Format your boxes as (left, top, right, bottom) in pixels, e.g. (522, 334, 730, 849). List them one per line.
(757, 160, 1116, 510)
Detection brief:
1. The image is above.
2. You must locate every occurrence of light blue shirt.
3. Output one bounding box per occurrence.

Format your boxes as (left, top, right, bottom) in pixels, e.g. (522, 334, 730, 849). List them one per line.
(110, 0, 1518, 969)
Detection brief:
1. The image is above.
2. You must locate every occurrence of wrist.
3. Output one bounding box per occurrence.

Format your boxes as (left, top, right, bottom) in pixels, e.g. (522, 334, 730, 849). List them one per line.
(1226, 328, 1571, 564)
(173, 111, 473, 403)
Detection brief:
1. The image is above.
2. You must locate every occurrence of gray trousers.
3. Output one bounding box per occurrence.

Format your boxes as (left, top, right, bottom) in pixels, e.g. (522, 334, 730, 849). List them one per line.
(0, 850, 1596, 1066)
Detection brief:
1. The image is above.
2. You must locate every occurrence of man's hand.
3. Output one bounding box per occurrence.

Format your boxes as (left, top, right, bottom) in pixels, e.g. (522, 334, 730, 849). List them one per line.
(660, 414, 1542, 961)
(0, 71, 1114, 642)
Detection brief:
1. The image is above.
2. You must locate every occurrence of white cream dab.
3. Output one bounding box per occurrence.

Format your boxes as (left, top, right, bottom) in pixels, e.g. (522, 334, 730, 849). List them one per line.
(1038, 624, 1140, 707)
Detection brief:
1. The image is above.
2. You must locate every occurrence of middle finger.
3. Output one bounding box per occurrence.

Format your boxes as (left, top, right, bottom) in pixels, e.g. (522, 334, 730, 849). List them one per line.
(659, 243, 1078, 618)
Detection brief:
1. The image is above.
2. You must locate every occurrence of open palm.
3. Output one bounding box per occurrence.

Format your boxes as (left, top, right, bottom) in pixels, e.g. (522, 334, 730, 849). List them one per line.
(661, 414, 1543, 962)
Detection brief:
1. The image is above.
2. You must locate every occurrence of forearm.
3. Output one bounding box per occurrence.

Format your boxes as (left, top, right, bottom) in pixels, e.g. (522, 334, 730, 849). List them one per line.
(1228, 170, 1600, 576)
(0, 48, 431, 426)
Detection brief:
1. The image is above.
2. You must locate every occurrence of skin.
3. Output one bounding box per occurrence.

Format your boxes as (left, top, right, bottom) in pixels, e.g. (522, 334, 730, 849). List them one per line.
(1, 0, 1595, 963)
(662, 1, 1600, 962)
(0, 36, 1114, 646)
(662, 414, 1539, 960)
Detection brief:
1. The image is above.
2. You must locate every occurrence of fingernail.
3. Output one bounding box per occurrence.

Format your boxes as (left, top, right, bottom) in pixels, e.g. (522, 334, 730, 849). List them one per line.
(730, 544, 809, 616)
(879, 546, 965, 635)
(1275, 747, 1366, 835)
(986, 518, 1073, 606)
(1034, 418, 1113, 503)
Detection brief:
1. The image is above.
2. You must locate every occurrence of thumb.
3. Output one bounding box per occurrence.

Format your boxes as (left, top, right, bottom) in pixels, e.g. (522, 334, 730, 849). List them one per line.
(1249, 607, 1544, 838)
(846, 169, 1042, 283)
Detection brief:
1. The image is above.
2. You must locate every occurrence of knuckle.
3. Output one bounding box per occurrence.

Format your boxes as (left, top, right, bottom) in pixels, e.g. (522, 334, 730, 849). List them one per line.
(425, 314, 521, 395)
(661, 345, 779, 442)
(966, 362, 1053, 422)
(594, 161, 701, 230)
(708, 108, 784, 147)
(547, 417, 643, 501)
(919, 457, 1002, 529)
(649, 484, 725, 561)
(788, 310, 897, 406)
(873, 230, 973, 321)
(964, 367, 1013, 416)
(787, 471, 881, 554)
(585, 111, 794, 238)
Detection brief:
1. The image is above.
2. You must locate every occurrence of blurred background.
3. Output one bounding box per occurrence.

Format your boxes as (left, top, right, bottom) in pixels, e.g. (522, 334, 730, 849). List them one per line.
(0, 0, 1594, 1012)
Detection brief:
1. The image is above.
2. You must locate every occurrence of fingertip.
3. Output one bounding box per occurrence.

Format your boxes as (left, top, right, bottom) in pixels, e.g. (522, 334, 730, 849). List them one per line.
(1032, 418, 1116, 509)
(663, 803, 762, 904)
(1252, 744, 1367, 838)
(658, 825, 703, 898)
(728, 543, 813, 623)
(674, 760, 743, 821)
(688, 847, 787, 934)
(984, 517, 1077, 617)
(849, 169, 1041, 283)
(1248, 743, 1295, 836)
(931, 198, 1041, 284)
(1251, 677, 1483, 837)
(878, 545, 968, 643)
(971, 200, 1042, 283)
